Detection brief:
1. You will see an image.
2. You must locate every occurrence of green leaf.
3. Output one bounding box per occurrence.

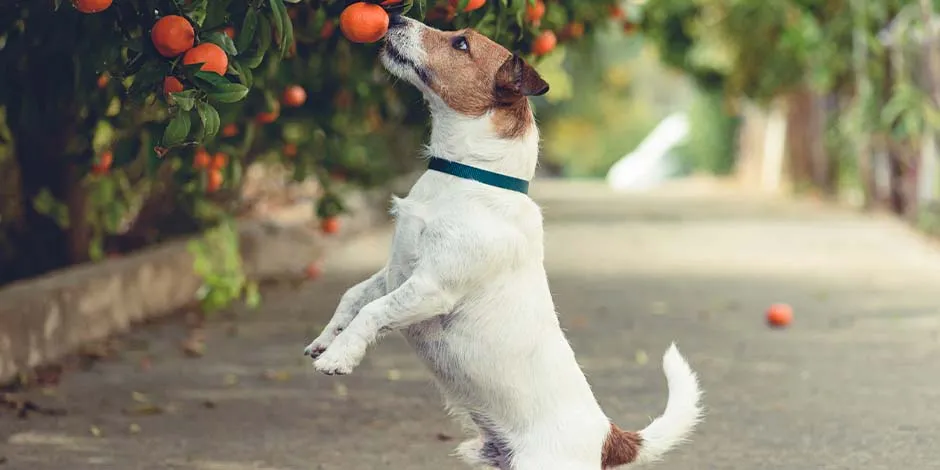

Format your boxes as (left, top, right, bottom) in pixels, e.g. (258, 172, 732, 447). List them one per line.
(196, 101, 221, 139)
(203, 31, 238, 56)
(208, 83, 250, 103)
(163, 110, 192, 147)
(269, 0, 292, 58)
(236, 9, 259, 53)
(128, 60, 169, 100)
(192, 70, 234, 92)
(170, 90, 199, 111)
(184, 0, 209, 27)
(231, 60, 253, 87)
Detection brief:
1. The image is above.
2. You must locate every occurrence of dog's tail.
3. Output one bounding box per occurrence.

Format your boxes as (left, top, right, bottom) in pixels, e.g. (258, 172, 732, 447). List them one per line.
(603, 343, 703, 468)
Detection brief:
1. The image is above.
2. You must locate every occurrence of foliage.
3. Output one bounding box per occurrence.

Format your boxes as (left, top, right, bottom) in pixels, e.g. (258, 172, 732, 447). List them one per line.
(0, 0, 626, 296)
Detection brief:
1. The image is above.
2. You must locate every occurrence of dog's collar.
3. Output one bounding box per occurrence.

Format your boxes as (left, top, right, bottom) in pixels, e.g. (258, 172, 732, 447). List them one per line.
(427, 157, 530, 195)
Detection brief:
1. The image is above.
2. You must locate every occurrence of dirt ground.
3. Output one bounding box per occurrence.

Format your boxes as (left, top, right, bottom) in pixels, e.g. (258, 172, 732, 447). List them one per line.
(3, 180, 940, 470)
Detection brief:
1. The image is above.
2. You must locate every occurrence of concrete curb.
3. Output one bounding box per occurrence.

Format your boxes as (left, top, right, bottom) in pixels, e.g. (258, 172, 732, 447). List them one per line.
(0, 174, 419, 384)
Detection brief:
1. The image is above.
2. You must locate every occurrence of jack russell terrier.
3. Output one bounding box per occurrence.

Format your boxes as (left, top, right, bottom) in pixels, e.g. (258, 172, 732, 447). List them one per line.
(304, 15, 702, 470)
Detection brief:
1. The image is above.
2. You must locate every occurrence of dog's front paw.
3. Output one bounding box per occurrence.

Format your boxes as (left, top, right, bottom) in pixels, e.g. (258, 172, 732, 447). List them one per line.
(313, 340, 365, 376)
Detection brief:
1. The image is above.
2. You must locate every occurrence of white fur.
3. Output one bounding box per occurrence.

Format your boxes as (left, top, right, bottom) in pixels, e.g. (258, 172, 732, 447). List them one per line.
(305, 17, 702, 469)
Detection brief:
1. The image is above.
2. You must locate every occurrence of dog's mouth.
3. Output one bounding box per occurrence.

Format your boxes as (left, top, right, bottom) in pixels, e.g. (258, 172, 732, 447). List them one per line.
(382, 40, 431, 86)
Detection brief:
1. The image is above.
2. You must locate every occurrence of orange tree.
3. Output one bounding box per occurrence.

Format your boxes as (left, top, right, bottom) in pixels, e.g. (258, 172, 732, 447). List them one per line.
(0, 0, 623, 297)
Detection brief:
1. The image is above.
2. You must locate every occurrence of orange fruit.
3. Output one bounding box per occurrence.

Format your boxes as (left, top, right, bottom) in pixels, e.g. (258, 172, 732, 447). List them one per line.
(281, 85, 307, 107)
(609, 5, 624, 19)
(532, 30, 557, 56)
(210, 153, 227, 170)
(380, 0, 403, 4)
(97, 73, 110, 89)
(321, 217, 341, 235)
(340, 2, 389, 44)
(766, 304, 793, 328)
(449, 0, 486, 12)
(256, 102, 280, 124)
(623, 20, 639, 35)
(183, 43, 229, 75)
(163, 76, 184, 96)
(283, 143, 298, 157)
(92, 150, 113, 175)
(223, 26, 236, 39)
(320, 20, 337, 40)
(221, 123, 239, 137)
(207, 169, 224, 192)
(562, 21, 585, 40)
(151, 15, 195, 58)
(73, 0, 112, 13)
(193, 149, 211, 169)
(525, 0, 545, 24)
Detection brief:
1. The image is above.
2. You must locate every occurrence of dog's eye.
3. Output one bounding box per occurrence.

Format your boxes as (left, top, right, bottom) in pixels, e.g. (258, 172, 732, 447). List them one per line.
(451, 36, 469, 52)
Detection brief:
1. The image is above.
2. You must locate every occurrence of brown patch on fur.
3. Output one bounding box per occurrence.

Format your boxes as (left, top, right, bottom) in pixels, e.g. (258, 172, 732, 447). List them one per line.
(601, 423, 642, 469)
(419, 27, 548, 139)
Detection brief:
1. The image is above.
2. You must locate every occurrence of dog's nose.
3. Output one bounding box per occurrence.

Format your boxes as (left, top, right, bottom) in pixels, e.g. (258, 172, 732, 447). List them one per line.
(388, 13, 407, 29)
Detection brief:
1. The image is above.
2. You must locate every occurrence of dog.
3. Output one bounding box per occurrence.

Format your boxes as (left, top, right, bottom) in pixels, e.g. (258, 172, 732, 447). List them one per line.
(304, 15, 703, 470)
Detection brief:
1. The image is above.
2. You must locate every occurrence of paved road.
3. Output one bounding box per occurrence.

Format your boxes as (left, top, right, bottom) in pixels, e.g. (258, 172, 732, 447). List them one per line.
(3, 180, 940, 470)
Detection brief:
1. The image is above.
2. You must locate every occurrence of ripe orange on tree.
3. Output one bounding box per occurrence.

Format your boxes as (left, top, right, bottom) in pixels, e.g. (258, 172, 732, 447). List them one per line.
(450, 0, 486, 12)
(320, 20, 337, 40)
(210, 153, 227, 170)
(321, 217, 341, 235)
(623, 20, 639, 35)
(72, 0, 112, 13)
(97, 73, 110, 89)
(183, 43, 229, 75)
(193, 148, 211, 169)
(532, 30, 557, 56)
(151, 15, 195, 58)
(206, 169, 224, 193)
(525, 0, 546, 24)
(92, 151, 113, 175)
(283, 143, 298, 158)
(221, 123, 239, 137)
(256, 102, 280, 124)
(609, 5, 625, 19)
(163, 76, 184, 95)
(562, 21, 585, 40)
(340, 2, 389, 44)
(281, 85, 307, 108)
(223, 26, 236, 39)
(380, 0, 403, 4)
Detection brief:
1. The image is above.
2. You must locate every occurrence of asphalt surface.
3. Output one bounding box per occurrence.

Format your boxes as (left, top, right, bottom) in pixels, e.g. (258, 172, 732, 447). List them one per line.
(3, 180, 940, 470)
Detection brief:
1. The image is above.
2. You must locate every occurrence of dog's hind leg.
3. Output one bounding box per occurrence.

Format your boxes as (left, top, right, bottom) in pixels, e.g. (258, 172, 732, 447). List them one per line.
(303, 267, 387, 359)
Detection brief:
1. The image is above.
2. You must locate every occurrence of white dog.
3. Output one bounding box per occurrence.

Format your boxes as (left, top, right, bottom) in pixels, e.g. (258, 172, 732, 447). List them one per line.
(304, 15, 702, 470)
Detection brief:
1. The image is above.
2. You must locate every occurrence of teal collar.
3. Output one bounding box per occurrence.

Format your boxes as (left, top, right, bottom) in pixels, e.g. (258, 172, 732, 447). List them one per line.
(427, 157, 530, 195)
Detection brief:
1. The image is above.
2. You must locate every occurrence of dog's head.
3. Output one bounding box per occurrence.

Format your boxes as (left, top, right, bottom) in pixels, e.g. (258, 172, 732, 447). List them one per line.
(381, 15, 549, 138)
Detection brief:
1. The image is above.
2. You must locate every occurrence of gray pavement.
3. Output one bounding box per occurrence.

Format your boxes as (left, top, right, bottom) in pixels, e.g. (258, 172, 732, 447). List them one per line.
(3, 179, 940, 470)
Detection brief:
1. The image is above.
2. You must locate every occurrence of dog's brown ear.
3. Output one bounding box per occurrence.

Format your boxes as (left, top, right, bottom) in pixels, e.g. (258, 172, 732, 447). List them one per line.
(494, 54, 550, 104)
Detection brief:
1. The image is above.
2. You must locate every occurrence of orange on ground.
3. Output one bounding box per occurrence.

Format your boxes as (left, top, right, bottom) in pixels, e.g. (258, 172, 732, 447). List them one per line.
(450, 0, 486, 12)
(73, 0, 112, 13)
(97, 73, 110, 89)
(210, 153, 227, 170)
(532, 30, 557, 56)
(207, 169, 224, 192)
(221, 123, 239, 137)
(281, 85, 307, 107)
(340, 2, 389, 44)
(321, 217, 341, 235)
(193, 149, 211, 169)
(151, 15, 195, 58)
(183, 43, 229, 75)
(766, 303, 793, 328)
(283, 143, 298, 157)
(92, 151, 113, 175)
(163, 76, 185, 96)
(304, 262, 322, 280)
(525, 0, 546, 24)
(223, 26, 236, 39)
(256, 102, 280, 124)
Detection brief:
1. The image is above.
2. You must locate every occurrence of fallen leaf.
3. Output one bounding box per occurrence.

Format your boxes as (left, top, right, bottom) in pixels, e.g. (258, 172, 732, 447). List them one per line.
(128, 423, 141, 434)
(131, 391, 149, 403)
(89, 425, 102, 437)
(122, 403, 164, 416)
(386, 369, 401, 381)
(435, 432, 453, 442)
(635, 350, 649, 366)
(223, 374, 239, 387)
(262, 370, 291, 382)
(202, 400, 217, 409)
(181, 338, 205, 358)
(334, 383, 348, 399)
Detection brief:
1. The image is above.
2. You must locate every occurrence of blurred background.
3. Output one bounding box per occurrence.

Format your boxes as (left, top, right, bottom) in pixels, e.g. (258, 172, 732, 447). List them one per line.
(2, 1, 940, 469)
